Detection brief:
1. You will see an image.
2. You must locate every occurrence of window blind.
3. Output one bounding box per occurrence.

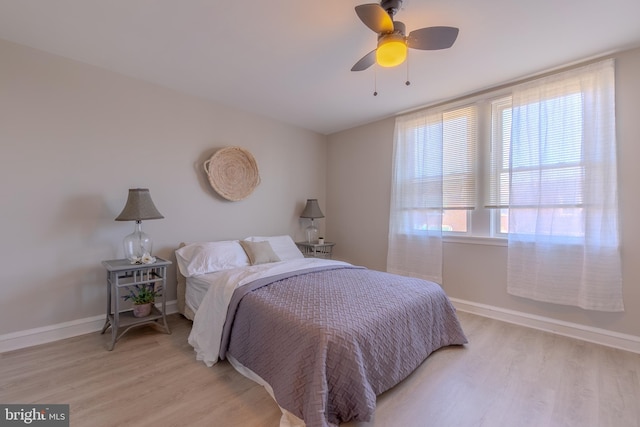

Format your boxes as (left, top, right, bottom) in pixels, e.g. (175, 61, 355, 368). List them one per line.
(488, 89, 586, 210)
(442, 105, 477, 209)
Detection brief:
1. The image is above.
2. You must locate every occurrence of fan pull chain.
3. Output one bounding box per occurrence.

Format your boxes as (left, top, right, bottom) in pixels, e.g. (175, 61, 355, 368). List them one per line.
(373, 66, 378, 96)
(405, 51, 411, 86)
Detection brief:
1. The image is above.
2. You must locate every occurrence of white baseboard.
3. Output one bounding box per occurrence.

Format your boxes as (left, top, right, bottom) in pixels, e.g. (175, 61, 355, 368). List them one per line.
(4, 299, 638, 356)
(0, 300, 179, 354)
(450, 298, 640, 354)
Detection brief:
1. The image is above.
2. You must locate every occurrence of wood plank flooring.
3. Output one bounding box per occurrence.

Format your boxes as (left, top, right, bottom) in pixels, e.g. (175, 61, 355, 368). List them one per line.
(1, 312, 638, 426)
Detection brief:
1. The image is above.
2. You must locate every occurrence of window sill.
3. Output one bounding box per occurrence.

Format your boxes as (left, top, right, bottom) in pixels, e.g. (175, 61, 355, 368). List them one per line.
(443, 235, 507, 247)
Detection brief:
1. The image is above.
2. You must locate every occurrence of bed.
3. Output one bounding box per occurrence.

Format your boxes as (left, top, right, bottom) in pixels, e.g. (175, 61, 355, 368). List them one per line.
(176, 235, 467, 427)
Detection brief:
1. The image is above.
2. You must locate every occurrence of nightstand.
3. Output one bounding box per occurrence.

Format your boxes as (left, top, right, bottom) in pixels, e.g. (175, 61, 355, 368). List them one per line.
(101, 258, 171, 350)
(295, 242, 335, 259)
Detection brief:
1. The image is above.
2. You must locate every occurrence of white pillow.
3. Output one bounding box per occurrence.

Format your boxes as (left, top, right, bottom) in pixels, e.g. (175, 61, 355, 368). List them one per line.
(243, 235, 304, 261)
(175, 240, 250, 277)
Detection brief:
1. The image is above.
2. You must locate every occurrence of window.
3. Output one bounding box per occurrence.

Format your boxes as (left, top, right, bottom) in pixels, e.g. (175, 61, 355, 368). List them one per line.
(488, 94, 586, 239)
(393, 105, 477, 234)
(391, 59, 618, 242)
(389, 59, 622, 311)
(442, 106, 476, 232)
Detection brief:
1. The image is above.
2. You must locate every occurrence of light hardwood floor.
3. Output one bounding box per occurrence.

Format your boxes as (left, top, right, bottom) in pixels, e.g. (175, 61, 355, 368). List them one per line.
(1, 312, 639, 427)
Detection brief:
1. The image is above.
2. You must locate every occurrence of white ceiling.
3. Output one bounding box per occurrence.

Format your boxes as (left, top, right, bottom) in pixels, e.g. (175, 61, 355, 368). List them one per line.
(1, 0, 639, 135)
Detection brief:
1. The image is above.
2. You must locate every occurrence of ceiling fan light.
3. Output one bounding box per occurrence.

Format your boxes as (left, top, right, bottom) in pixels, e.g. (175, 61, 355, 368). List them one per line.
(376, 37, 407, 67)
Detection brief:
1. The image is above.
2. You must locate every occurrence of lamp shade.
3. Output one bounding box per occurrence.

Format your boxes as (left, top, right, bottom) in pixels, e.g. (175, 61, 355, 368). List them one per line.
(115, 188, 164, 222)
(300, 199, 324, 219)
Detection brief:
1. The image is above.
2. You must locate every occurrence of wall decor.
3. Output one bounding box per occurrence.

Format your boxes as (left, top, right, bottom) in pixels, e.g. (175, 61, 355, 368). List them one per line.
(204, 146, 260, 201)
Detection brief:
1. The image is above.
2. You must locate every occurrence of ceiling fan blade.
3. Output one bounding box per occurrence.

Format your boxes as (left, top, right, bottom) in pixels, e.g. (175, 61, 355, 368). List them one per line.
(355, 4, 394, 33)
(407, 26, 459, 50)
(351, 50, 376, 71)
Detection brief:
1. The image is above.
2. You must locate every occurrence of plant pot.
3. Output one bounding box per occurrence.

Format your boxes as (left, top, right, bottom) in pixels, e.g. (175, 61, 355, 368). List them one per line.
(133, 303, 152, 318)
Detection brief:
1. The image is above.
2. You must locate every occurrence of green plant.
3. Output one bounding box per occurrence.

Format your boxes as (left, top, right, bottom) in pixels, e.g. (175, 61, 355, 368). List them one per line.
(122, 283, 162, 305)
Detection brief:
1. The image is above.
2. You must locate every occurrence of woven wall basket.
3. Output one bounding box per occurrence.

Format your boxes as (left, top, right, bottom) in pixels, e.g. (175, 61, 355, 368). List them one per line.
(204, 146, 260, 201)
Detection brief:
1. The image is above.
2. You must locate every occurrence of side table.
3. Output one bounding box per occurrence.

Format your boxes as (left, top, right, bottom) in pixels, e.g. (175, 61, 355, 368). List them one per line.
(295, 242, 335, 259)
(101, 258, 171, 350)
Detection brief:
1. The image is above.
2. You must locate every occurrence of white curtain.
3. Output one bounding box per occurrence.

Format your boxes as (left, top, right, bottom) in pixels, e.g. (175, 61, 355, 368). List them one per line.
(387, 109, 444, 283)
(506, 59, 623, 311)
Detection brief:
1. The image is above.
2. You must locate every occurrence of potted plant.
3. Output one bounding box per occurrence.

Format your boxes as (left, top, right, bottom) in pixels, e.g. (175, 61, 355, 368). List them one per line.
(122, 283, 162, 318)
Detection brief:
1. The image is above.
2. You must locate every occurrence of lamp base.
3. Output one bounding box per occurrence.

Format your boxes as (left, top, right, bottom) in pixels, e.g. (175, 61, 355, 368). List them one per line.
(123, 221, 153, 262)
(305, 223, 319, 244)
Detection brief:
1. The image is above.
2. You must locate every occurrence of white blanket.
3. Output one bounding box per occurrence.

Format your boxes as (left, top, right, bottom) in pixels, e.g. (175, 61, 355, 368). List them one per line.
(188, 258, 351, 367)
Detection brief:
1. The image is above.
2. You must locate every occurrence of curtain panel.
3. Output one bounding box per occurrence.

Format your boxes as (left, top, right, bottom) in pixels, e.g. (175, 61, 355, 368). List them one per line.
(506, 59, 623, 311)
(387, 110, 444, 283)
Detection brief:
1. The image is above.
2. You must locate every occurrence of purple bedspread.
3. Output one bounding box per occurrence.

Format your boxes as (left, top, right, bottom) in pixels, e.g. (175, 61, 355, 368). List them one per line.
(221, 266, 467, 427)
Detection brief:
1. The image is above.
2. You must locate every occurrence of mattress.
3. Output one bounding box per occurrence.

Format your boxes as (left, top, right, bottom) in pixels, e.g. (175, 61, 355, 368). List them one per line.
(185, 271, 225, 315)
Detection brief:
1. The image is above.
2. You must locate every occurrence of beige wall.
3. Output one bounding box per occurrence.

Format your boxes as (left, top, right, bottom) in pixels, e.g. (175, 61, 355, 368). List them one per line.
(2, 34, 639, 342)
(327, 47, 640, 338)
(326, 116, 395, 268)
(0, 39, 328, 335)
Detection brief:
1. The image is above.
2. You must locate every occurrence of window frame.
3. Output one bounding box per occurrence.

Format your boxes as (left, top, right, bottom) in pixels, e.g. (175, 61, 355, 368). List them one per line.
(401, 77, 594, 241)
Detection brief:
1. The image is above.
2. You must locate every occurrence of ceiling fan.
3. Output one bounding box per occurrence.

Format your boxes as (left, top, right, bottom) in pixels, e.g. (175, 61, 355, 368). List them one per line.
(351, 0, 459, 71)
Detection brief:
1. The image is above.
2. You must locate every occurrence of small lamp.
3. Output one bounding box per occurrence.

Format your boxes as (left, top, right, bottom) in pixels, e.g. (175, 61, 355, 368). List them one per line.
(300, 199, 324, 244)
(115, 188, 164, 262)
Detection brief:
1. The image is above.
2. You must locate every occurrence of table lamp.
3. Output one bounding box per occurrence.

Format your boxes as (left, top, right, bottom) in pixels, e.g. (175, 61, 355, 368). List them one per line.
(300, 199, 324, 243)
(115, 188, 164, 262)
